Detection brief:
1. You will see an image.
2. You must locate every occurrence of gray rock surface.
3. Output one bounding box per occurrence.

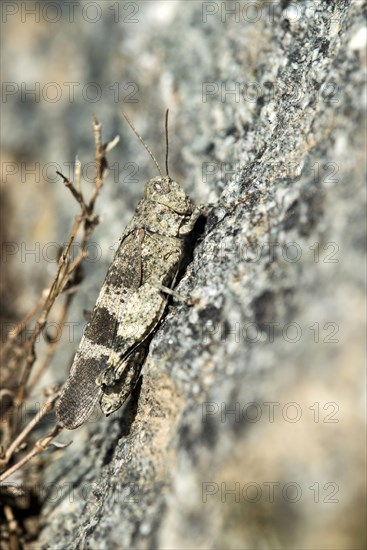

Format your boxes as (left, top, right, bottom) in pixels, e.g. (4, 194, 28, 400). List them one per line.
(2, 1, 365, 549)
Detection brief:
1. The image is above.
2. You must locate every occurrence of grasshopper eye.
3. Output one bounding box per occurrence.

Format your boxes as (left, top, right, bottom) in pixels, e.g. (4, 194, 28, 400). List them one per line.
(154, 179, 170, 194)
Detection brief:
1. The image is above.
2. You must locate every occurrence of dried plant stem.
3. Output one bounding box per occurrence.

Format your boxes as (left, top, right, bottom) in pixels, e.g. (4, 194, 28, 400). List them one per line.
(89, 116, 104, 211)
(28, 293, 74, 392)
(0, 118, 120, 499)
(16, 216, 83, 402)
(0, 295, 45, 362)
(3, 505, 20, 550)
(0, 425, 63, 483)
(56, 171, 86, 214)
(0, 390, 61, 470)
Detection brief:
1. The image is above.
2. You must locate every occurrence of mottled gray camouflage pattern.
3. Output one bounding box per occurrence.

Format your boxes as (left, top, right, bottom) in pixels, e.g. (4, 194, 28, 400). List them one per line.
(56, 176, 200, 429)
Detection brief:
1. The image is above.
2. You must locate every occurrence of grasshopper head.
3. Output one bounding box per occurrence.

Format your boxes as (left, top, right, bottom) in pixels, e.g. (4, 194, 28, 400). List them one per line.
(144, 176, 194, 215)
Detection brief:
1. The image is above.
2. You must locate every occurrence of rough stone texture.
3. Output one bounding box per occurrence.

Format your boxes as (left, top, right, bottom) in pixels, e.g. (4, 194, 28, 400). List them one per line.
(1, 1, 366, 549)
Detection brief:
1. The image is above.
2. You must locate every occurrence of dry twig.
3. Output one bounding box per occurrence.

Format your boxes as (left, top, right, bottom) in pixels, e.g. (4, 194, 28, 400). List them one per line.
(0, 118, 119, 544)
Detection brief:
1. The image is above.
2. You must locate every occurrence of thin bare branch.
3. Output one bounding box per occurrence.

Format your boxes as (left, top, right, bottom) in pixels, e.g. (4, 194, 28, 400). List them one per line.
(88, 116, 104, 212)
(0, 295, 45, 360)
(0, 425, 63, 483)
(56, 171, 86, 214)
(28, 294, 74, 391)
(1, 116, 116, 496)
(0, 390, 61, 469)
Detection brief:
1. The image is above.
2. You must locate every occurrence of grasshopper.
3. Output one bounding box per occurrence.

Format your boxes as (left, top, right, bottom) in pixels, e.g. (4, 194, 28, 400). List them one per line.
(56, 111, 202, 429)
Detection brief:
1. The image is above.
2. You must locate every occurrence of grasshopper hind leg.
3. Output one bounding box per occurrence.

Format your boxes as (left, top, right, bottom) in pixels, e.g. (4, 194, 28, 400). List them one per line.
(99, 343, 149, 416)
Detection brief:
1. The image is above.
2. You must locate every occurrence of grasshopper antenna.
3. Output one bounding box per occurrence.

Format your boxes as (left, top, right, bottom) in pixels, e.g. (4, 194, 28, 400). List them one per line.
(123, 112, 163, 177)
(165, 109, 170, 178)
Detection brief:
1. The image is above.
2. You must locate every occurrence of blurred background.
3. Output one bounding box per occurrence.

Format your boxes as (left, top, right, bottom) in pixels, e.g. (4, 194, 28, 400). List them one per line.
(1, 1, 366, 549)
